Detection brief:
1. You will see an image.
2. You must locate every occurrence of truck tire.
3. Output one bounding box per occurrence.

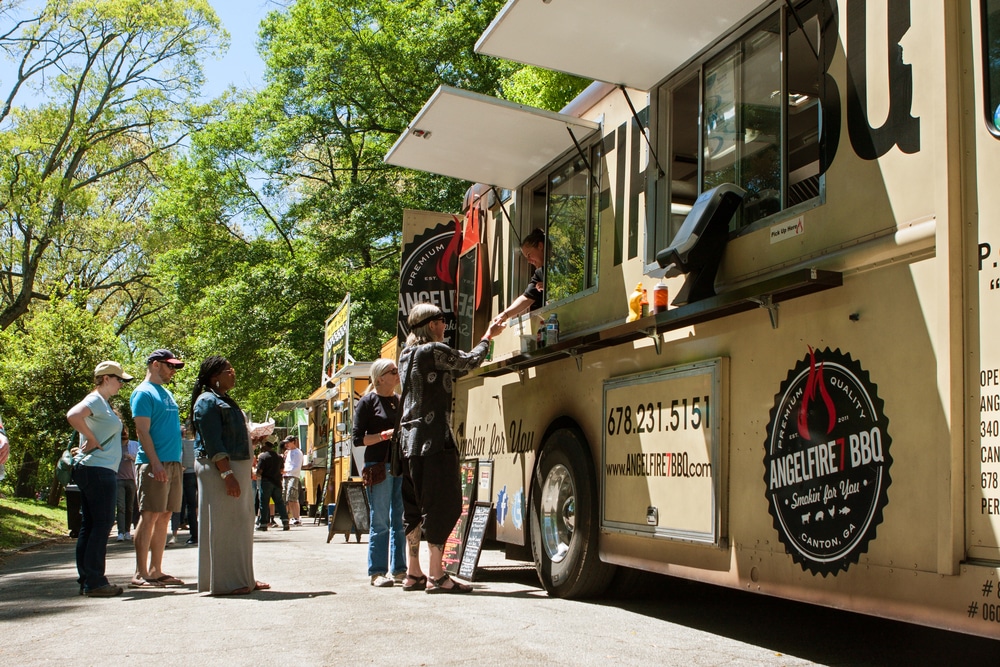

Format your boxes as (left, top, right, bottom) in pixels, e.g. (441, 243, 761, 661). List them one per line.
(529, 427, 615, 598)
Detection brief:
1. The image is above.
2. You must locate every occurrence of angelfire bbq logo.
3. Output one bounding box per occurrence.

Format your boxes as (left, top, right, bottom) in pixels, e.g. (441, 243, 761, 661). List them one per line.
(763, 347, 892, 576)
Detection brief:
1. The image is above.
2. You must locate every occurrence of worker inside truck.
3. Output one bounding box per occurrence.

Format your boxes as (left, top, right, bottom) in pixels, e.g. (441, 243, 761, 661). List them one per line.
(493, 228, 546, 325)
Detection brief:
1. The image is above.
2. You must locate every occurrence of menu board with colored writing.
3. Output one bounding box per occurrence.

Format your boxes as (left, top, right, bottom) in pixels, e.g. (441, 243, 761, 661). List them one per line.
(443, 459, 478, 575)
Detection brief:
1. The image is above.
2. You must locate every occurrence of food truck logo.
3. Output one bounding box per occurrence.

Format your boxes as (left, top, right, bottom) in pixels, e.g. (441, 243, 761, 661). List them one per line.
(764, 347, 892, 576)
(397, 218, 461, 348)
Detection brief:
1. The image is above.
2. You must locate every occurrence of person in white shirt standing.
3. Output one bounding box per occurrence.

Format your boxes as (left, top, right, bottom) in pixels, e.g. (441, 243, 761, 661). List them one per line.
(281, 435, 303, 526)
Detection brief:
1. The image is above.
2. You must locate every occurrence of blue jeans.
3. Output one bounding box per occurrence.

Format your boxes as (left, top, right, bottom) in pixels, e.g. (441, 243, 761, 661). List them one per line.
(365, 463, 406, 576)
(258, 478, 288, 527)
(73, 464, 117, 592)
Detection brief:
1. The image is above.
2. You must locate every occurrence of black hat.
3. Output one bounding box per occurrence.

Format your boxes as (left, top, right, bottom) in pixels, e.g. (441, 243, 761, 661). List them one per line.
(147, 348, 185, 367)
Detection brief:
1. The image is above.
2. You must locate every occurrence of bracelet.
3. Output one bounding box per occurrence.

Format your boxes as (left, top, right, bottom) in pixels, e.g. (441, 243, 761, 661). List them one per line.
(220, 469, 234, 480)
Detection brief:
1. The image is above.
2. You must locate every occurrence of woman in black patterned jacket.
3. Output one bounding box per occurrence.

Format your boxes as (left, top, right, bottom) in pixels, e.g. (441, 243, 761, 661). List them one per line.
(397, 302, 504, 593)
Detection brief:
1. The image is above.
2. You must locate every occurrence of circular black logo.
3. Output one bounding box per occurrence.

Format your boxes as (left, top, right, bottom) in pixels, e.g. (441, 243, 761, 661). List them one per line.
(763, 347, 892, 576)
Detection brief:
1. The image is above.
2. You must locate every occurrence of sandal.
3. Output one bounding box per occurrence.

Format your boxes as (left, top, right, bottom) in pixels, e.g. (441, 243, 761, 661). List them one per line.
(426, 573, 472, 594)
(402, 574, 427, 592)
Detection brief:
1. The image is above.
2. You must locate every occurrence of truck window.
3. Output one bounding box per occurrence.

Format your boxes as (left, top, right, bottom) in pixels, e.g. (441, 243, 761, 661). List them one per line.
(517, 142, 602, 308)
(650, 0, 824, 253)
(984, 0, 1000, 136)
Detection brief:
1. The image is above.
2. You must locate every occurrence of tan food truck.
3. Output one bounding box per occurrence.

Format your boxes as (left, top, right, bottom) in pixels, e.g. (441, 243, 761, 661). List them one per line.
(385, 0, 1000, 638)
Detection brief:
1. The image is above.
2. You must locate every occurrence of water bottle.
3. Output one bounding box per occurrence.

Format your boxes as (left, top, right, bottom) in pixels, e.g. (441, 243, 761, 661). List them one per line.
(536, 317, 546, 348)
(546, 313, 559, 345)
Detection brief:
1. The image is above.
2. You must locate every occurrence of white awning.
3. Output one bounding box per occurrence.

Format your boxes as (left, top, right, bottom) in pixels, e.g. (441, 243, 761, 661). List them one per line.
(273, 362, 373, 412)
(385, 85, 600, 190)
(273, 398, 325, 412)
(476, 0, 765, 91)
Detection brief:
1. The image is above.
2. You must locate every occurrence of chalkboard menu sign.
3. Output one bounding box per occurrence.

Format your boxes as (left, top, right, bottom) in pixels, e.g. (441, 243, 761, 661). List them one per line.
(327, 481, 369, 543)
(458, 502, 492, 581)
(443, 459, 478, 575)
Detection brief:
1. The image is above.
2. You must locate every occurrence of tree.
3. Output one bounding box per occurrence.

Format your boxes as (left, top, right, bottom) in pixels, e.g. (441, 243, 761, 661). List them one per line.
(0, 298, 121, 500)
(0, 0, 226, 331)
(141, 0, 591, 417)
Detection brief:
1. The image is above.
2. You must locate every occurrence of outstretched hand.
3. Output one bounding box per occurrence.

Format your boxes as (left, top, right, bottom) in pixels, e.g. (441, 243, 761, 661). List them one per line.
(487, 319, 506, 338)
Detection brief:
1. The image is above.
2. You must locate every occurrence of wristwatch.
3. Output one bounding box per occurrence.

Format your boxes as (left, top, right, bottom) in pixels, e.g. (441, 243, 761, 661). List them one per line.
(220, 469, 234, 480)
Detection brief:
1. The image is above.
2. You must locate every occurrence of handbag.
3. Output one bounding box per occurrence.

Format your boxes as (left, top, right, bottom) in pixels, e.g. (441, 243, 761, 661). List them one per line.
(55, 445, 75, 485)
(56, 431, 118, 485)
(362, 458, 387, 487)
(389, 348, 416, 478)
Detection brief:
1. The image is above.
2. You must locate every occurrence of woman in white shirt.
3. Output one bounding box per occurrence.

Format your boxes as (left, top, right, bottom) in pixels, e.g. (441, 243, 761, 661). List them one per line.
(66, 360, 134, 597)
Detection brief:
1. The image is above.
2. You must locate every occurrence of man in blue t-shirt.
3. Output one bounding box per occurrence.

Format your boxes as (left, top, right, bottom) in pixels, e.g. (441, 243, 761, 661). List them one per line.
(128, 349, 185, 588)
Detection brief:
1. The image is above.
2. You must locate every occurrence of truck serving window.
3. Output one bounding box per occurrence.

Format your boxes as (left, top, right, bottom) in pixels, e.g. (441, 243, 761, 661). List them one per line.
(984, 0, 1000, 136)
(517, 142, 602, 308)
(650, 0, 823, 256)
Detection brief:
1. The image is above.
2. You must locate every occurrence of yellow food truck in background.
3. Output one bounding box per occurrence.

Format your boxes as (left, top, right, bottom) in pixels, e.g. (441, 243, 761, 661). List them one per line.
(386, 0, 1000, 638)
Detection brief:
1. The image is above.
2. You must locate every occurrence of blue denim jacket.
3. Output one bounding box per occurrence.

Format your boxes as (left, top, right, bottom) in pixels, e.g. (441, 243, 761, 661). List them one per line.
(193, 390, 250, 462)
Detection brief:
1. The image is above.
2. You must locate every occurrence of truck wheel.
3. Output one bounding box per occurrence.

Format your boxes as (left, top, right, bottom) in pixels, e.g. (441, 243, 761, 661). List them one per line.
(529, 427, 615, 598)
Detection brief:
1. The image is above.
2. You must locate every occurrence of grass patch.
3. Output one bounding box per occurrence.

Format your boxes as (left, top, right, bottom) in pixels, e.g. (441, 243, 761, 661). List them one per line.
(0, 497, 69, 552)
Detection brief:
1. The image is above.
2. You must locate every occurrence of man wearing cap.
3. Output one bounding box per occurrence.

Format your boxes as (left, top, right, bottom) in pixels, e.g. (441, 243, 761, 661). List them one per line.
(256, 436, 289, 531)
(129, 349, 186, 588)
(282, 435, 303, 526)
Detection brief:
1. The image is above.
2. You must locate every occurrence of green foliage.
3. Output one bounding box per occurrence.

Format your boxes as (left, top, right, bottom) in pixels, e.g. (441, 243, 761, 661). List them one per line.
(501, 67, 591, 112)
(0, 0, 226, 330)
(0, 0, 595, 493)
(0, 300, 125, 497)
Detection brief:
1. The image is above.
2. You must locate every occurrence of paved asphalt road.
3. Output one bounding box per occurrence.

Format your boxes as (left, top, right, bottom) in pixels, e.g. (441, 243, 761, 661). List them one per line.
(0, 521, 996, 666)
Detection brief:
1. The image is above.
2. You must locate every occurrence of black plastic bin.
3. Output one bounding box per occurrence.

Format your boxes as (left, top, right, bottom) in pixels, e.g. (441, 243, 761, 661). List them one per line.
(65, 484, 81, 538)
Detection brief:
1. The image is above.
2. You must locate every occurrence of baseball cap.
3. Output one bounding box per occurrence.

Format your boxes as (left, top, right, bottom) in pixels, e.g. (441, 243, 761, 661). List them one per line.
(146, 348, 185, 367)
(94, 361, 134, 381)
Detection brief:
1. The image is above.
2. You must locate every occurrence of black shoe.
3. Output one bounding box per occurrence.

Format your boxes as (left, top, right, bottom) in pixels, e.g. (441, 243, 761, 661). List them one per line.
(282, 523, 290, 531)
(86, 584, 124, 598)
(255, 526, 267, 532)
(186, 538, 197, 545)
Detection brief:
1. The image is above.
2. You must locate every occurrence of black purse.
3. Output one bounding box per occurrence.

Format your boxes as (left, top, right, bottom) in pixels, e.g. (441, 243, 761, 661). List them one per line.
(389, 348, 416, 478)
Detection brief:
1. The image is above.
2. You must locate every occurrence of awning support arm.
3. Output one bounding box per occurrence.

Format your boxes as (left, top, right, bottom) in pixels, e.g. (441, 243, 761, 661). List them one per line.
(783, 0, 820, 60)
(566, 127, 595, 180)
(566, 127, 605, 194)
(619, 85, 664, 179)
(489, 185, 521, 246)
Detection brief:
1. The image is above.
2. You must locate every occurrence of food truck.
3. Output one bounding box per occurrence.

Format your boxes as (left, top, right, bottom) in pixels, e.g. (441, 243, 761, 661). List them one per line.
(385, 0, 1000, 637)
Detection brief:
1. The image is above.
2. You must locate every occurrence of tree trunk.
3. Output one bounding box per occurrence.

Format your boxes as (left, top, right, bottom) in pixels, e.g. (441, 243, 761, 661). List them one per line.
(47, 478, 63, 507)
(14, 450, 38, 498)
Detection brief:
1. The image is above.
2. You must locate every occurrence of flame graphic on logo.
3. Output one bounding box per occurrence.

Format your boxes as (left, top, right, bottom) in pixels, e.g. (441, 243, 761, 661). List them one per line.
(798, 346, 836, 440)
(435, 215, 463, 285)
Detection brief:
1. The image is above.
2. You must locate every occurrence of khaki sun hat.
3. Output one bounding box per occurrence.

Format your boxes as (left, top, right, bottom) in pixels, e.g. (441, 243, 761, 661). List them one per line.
(94, 361, 134, 381)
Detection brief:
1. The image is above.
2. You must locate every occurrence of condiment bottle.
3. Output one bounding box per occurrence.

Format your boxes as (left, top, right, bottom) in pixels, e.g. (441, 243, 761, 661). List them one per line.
(653, 282, 669, 314)
(627, 283, 646, 322)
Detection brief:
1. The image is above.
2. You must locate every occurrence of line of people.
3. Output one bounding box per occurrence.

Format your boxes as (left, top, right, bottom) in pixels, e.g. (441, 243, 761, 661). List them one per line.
(65, 349, 271, 597)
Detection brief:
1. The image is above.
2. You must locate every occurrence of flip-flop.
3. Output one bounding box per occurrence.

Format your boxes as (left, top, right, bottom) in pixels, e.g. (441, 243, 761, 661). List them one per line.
(155, 575, 184, 585)
(129, 578, 165, 589)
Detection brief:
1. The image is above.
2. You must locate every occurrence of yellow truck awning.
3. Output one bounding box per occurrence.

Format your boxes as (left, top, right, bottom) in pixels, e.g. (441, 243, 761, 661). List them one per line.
(476, 0, 766, 91)
(384, 85, 600, 190)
